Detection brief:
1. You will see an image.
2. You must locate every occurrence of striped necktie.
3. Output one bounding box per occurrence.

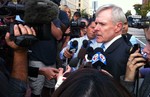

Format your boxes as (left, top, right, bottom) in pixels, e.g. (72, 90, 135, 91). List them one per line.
(100, 43, 105, 50)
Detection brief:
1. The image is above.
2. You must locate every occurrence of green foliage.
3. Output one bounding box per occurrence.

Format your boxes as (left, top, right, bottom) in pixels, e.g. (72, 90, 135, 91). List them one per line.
(133, 4, 142, 15)
(133, 2, 150, 17)
(125, 10, 132, 17)
(80, 9, 89, 19)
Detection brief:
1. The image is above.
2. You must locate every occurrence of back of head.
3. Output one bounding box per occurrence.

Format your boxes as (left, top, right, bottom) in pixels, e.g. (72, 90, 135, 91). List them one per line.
(52, 68, 132, 97)
(96, 4, 126, 25)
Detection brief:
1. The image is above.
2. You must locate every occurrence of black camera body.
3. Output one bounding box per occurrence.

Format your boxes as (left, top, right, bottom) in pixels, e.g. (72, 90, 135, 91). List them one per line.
(70, 19, 86, 38)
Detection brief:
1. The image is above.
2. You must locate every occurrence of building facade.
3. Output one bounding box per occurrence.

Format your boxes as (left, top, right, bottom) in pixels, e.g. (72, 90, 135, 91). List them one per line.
(60, 0, 90, 16)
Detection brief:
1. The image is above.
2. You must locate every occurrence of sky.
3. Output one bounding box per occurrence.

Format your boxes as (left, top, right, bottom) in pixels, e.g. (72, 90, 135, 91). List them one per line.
(91, 0, 142, 15)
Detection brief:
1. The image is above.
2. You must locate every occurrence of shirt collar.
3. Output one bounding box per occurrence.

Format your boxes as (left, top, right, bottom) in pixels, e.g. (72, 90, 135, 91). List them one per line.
(103, 35, 122, 51)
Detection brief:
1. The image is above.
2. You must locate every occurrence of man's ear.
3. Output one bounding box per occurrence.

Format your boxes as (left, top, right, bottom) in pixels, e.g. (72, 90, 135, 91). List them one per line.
(114, 22, 123, 33)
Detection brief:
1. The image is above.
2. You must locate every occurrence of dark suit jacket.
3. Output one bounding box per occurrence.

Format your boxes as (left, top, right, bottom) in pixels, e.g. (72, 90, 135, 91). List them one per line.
(102, 37, 131, 80)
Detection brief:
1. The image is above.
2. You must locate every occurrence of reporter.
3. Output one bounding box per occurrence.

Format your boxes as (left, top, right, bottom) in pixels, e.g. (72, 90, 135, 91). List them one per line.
(121, 27, 150, 97)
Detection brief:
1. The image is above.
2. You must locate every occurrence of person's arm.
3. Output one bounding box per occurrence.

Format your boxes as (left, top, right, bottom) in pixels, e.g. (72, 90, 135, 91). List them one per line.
(121, 50, 146, 93)
(51, 20, 63, 40)
(5, 24, 36, 97)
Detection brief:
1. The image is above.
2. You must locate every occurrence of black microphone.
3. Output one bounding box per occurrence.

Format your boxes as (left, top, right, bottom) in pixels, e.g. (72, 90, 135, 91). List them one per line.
(77, 40, 89, 59)
(24, 0, 59, 24)
(91, 47, 107, 70)
(76, 40, 89, 69)
(68, 40, 78, 53)
(69, 57, 79, 67)
(85, 47, 94, 62)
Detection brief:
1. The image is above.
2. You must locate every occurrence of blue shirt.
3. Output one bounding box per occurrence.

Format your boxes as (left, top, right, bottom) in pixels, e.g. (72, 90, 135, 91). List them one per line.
(60, 35, 101, 60)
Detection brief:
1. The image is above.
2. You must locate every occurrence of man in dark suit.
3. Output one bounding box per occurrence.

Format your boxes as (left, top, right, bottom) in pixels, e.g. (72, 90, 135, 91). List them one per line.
(94, 4, 131, 80)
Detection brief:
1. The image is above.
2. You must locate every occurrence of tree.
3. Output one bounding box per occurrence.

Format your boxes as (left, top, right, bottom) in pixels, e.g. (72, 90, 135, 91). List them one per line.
(141, 2, 150, 17)
(133, 2, 150, 17)
(133, 4, 142, 15)
(125, 10, 132, 17)
(80, 9, 89, 19)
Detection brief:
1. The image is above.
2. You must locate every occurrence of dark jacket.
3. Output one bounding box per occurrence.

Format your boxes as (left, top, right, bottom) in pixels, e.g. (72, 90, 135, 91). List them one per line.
(121, 69, 150, 97)
(102, 37, 131, 80)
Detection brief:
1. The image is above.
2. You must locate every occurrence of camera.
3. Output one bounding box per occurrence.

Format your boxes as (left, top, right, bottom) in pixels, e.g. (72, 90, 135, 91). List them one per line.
(128, 17, 150, 29)
(70, 19, 86, 38)
(129, 44, 147, 59)
(135, 18, 150, 29)
(0, 0, 59, 47)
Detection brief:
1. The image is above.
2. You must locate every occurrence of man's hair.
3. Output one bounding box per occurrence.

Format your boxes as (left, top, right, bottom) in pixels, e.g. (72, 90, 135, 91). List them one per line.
(96, 4, 126, 25)
(73, 11, 81, 18)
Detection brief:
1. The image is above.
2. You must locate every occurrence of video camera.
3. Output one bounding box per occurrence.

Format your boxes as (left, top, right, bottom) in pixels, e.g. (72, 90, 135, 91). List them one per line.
(0, 1, 24, 17)
(136, 18, 150, 29)
(129, 17, 150, 29)
(0, 0, 59, 47)
(70, 19, 86, 38)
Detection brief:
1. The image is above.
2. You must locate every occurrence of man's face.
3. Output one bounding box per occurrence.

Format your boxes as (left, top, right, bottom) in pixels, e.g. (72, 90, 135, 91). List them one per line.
(94, 9, 122, 43)
(143, 28, 150, 61)
(3, 15, 15, 24)
(122, 21, 128, 34)
(86, 21, 96, 40)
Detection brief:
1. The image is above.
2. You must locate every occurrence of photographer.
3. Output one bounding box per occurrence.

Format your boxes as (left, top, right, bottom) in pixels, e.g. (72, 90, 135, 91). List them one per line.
(0, 14, 18, 72)
(0, 24, 34, 97)
(121, 27, 150, 97)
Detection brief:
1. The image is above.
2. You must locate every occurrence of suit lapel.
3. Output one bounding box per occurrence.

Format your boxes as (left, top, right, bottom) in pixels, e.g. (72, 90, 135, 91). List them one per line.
(105, 37, 123, 54)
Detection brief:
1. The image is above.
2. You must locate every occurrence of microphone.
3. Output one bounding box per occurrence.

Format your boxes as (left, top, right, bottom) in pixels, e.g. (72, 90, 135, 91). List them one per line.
(77, 40, 89, 59)
(64, 40, 78, 66)
(24, 0, 59, 24)
(91, 47, 107, 70)
(68, 40, 78, 53)
(76, 40, 89, 69)
(85, 47, 94, 62)
(69, 57, 79, 67)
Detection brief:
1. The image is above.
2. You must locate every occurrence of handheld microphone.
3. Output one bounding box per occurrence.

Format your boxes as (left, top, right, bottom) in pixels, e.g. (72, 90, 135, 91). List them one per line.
(64, 40, 78, 66)
(91, 47, 107, 70)
(76, 40, 89, 69)
(77, 40, 89, 59)
(69, 40, 78, 53)
(69, 57, 79, 67)
(85, 47, 94, 62)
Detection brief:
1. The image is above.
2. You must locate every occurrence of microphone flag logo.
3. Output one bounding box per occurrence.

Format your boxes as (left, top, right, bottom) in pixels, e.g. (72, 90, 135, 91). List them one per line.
(92, 52, 106, 65)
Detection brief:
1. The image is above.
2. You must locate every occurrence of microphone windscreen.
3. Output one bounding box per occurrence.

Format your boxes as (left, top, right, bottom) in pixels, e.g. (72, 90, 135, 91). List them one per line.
(82, 39, 88, 48)
(78, 47, 86, 59)
(92, 48, 107, 67)
(94, 47, 104, 54)
(69, 40, 78, 53)
(69, 57, 79, 67)
(86, 47, 94, 60)
(72, 40, 78, 47)
(24, 0, 59, 24)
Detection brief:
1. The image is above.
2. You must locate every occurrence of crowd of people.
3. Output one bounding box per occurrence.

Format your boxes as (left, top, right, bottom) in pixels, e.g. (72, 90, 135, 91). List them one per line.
(0, 0, 150, 97)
